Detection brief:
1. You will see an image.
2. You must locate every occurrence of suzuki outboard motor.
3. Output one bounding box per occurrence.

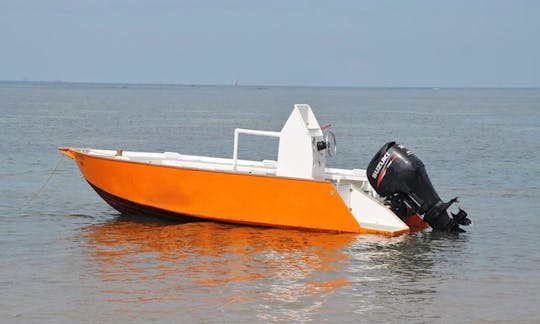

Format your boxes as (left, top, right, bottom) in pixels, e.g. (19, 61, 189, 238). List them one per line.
(367, 142, 471, 232)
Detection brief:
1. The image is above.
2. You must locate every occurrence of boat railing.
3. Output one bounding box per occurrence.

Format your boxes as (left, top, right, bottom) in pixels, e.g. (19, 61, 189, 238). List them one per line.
(233, 128, 281, 171)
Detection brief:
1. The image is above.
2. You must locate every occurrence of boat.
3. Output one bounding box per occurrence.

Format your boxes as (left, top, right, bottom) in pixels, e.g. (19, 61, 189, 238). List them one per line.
(59, 104, 471, 236)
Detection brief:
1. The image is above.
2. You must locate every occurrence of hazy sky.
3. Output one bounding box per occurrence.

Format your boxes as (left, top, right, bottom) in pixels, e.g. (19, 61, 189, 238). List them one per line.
(1, 0, 539, 87)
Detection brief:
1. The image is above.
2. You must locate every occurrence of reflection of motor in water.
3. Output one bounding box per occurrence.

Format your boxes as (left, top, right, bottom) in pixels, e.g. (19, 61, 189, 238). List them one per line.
(367, 142, 472, 232)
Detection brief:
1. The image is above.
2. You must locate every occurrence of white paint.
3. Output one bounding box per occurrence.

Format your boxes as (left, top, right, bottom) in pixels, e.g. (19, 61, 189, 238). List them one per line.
(276, 104, 326, 179)
(335, 183, 409, 232)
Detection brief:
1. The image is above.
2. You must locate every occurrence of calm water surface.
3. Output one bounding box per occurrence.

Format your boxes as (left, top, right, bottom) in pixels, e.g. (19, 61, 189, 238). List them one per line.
(1, 84, 539, 322)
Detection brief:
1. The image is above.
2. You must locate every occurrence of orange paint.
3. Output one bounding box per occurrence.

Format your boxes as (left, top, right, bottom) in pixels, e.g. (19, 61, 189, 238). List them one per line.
(405, 214, 430, 231)
(60, 148, 411, 236)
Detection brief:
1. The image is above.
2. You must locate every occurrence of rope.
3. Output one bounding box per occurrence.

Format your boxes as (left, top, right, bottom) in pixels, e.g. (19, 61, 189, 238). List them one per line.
(16, 154, 65, 210)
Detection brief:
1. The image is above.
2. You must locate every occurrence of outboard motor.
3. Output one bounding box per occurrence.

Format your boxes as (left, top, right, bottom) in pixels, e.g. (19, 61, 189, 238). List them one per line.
(367, 142, 471, 232)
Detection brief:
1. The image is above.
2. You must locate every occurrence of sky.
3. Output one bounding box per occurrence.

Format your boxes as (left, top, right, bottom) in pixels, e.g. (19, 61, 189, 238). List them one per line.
(1, 0, 539, 87)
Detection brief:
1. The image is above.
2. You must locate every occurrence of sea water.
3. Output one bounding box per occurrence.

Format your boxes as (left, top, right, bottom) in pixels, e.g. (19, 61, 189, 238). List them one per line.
(1, 83, 539, 322)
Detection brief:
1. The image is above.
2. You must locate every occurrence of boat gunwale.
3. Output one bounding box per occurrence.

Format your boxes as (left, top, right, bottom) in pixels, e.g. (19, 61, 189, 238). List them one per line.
(67, 147, 334, 184)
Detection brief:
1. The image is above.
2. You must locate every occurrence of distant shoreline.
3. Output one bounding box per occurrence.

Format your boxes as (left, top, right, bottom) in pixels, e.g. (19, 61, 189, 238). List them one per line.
(0, 80, 538, 90)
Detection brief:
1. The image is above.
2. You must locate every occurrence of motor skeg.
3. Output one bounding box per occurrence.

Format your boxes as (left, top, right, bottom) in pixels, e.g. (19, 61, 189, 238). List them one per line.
(367, 142, 471, 232)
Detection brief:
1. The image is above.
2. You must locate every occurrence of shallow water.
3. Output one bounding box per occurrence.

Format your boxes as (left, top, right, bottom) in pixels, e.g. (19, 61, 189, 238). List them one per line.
(1, 83, 539, 322)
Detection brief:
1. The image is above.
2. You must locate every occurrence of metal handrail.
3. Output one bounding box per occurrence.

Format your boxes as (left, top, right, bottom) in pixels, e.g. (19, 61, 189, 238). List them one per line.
(233, 128, 281, 171)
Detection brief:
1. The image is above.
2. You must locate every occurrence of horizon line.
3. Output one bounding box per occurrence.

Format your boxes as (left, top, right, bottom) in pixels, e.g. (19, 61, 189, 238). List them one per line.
(1, 79, 539, 90)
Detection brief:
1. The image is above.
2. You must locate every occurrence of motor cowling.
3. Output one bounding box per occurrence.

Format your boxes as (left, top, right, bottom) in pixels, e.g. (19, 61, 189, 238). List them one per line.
(367, 142, 471, 232)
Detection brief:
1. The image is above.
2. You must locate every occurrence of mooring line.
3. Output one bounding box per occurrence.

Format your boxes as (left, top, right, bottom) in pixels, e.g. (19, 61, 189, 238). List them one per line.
(16, 154, 65, 210)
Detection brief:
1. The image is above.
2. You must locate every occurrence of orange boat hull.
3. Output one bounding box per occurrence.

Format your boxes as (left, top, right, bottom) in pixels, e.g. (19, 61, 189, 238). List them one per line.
(60, 148, 411, 236)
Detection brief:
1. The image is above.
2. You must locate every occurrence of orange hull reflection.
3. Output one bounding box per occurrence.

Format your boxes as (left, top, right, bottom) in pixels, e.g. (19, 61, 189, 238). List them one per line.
(82, 217, 355, 291)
